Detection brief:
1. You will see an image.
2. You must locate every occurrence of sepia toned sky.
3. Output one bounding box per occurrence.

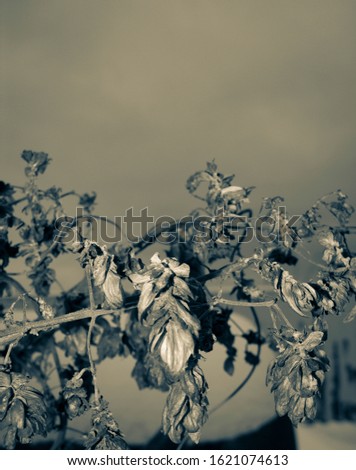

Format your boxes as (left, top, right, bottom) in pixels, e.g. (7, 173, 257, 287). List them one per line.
(1, 1, 356, 447)
(1, 0, 355, 222)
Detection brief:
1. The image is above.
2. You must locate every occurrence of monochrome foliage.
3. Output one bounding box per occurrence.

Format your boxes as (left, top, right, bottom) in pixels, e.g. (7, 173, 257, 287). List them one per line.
(0, 152, 354, 449)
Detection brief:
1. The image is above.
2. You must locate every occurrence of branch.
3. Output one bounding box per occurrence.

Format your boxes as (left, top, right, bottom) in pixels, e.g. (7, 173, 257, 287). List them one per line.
(0, 308, 115, 347)
(85, 265, 100, 404)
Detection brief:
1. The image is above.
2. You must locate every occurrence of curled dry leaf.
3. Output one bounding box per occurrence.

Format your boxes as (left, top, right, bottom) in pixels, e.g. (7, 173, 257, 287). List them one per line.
(0, 370, 47, 449)
(85, 398, 129, 450)
(62, 373, 89, 420)
(162, 365, 208, 444)
(133, 254, 200, 377)
(158, 321, 195, 376)
(266, 322, 330, 426)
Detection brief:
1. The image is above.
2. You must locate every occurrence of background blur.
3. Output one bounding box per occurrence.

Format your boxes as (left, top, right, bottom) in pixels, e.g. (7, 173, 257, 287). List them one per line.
(1, 0, 356, 449)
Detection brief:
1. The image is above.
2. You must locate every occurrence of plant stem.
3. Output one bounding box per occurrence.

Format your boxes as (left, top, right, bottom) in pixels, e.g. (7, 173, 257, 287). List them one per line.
(86, 265, 99, 404)
(87, 316, 99, 404)
(0, 308, 115, 347)
(50, 339, 67, 450)
(3, 343, 15, 365)
(271, 304, 294, 329)
(212, 297, 276, 308)
(86, 265, 96, 309)
(0, 273, 41, 316)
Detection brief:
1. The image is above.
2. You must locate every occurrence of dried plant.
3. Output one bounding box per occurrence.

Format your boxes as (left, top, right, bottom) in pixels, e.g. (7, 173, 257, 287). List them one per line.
(0, 153, 354, 449)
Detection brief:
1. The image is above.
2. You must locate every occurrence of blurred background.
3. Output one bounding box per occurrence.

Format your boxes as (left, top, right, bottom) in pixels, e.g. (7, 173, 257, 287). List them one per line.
(1, 0, 356, 449)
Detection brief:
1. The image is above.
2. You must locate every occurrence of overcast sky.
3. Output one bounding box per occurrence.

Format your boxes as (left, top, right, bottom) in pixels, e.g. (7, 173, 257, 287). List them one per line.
(1, 0, 355, 222)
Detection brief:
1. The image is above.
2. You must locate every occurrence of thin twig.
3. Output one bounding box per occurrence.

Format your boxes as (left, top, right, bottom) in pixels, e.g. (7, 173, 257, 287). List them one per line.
(198, 256, 257, 283)
(271, 303, 294, 329)
(0, 295, 277, 348)
(86, 265, 100, 404)
(86, 265, 96, 309)
(293, 247, 326, 270)
(3, 343, 15, 365)
(0, 308, 115, 347)
(21, 294, 28, 323)
(177, 434, 189, 450)
(0, 273, 40, 316)
(50, 339, 67, 450)
(212, 297, 277, 308)
(269, 307, 279, 330)
(87, 316, 99, 404)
